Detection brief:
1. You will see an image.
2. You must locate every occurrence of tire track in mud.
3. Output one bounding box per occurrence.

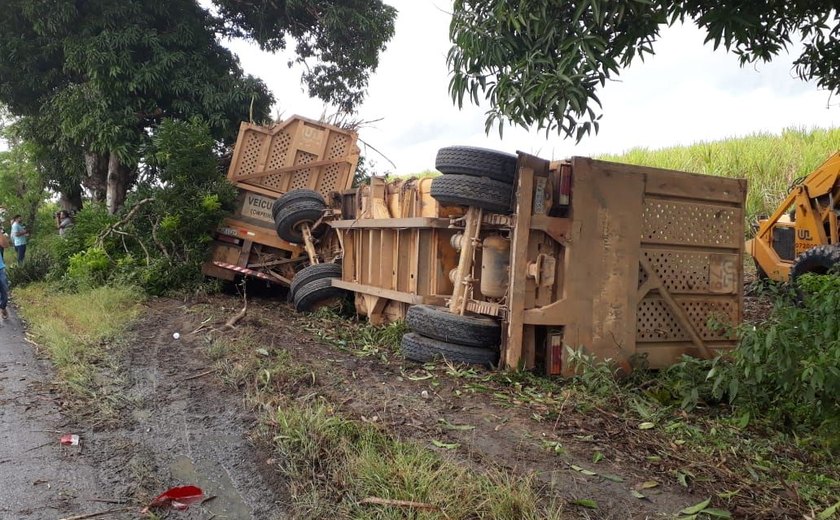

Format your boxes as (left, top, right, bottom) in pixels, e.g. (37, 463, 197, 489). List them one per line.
(86, 301, 289, 519)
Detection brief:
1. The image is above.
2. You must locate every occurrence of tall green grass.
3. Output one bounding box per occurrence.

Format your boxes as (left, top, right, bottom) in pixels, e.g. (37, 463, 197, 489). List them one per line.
(599, 127, 840, 220)
(14, 283, 143, 396)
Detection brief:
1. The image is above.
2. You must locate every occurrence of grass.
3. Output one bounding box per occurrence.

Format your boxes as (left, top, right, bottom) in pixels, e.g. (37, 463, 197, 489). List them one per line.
(598, 126, 840, 221)
(270, 307, 839, 519)
(200, 314, 564, 519)
(14, 282, 143, 399)
(265, 397, 562, 519)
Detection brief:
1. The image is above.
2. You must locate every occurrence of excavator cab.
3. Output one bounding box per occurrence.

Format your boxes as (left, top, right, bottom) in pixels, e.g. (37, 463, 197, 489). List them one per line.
(747, 152, 840, 283)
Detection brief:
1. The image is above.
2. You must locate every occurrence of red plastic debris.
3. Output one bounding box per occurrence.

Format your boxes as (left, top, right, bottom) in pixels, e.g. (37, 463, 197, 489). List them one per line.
(145, 485, 204, 511)
(60, 434, 80, 446)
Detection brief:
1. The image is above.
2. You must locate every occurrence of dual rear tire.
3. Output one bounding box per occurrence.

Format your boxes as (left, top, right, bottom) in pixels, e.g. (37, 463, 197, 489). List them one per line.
(272, 189, 328, 244)
(430, 146, 517, 215)
(289, 263, 347, 313)
(401, 304, 501, 368)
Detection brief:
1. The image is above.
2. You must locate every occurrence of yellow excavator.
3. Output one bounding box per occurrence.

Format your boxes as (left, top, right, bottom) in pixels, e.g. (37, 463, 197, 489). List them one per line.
(747, 152, 840, 283)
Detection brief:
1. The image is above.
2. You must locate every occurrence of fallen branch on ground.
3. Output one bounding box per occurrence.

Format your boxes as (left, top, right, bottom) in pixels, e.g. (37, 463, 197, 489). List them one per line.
(178, 369, 217, 382)
(59, 506, 135, 520)
(223, 283, 248, 330)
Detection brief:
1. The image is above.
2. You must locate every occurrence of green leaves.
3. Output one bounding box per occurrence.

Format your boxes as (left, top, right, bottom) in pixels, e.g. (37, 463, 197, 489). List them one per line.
(449, 0, 840, 141)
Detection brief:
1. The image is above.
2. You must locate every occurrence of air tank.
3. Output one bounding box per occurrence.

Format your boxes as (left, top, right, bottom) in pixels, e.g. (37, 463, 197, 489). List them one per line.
(480, 234, 510, 298)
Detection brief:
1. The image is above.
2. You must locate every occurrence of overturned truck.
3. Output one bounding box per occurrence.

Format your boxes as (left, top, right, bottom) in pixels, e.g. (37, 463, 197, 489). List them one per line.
(203, 115, 357, 309)
(206, 119, 747, 376)
(333, 148, 746, 376)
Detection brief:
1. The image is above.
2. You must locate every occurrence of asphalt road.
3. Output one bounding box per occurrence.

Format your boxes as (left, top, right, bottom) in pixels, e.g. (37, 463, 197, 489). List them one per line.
(0, 306, 102, 519)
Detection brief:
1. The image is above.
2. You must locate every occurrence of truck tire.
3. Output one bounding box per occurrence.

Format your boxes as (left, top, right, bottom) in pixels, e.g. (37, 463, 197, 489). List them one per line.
(790, 245, 840, 283)
(272, 189, 325, 221)
(400, 332, 499, 367)
(405, 305, 500, 349)
(293, 277, 346, 313)
(430, 175, 512, 214)
(275, 198, 327, 243)
(290, 263, 342, 300)
(435, 146, 517, 183)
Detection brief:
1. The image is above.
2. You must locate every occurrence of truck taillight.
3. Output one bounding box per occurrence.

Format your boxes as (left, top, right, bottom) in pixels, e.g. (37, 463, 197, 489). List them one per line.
(558, 164, 572, 206)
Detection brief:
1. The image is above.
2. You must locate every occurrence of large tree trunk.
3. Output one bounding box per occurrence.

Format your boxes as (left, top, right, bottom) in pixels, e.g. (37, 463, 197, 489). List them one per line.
(106, 152, 133, 214)
(59, 184, 84, 212)
(84, 152, 108, 202)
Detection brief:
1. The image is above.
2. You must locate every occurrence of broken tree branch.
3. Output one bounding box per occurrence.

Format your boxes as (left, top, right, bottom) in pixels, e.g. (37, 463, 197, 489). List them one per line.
(95, 197, 154, 248)
(223, 282, 248, 330)
(150, 215, 170, 259)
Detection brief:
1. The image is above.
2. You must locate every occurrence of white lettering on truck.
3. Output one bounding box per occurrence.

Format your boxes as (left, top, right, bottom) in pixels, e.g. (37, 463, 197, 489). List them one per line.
(242, 193, 276, 224)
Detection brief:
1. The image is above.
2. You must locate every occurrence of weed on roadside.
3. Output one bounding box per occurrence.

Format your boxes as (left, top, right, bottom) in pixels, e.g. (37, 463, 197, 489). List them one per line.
(262, 396, 565, 519)
(301, 308, 407, 360)
(14, 282, 142, 421)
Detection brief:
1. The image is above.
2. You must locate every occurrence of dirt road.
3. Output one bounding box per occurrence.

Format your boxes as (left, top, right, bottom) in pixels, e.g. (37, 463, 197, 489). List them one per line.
(3, 292, 721, 519)
(0, 303, 287, 519)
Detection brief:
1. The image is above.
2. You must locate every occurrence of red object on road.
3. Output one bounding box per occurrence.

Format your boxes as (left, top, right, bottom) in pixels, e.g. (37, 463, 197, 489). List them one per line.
(59, 434, 80, 446)
(146, 485, 205, 511)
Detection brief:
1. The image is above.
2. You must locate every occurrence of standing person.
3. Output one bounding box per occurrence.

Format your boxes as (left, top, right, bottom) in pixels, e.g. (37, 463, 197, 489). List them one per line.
(10, 215, 29, 264)
(0, 229, 9, 319)
(58, 211, 74, 237)
(0, 207, 6, 259)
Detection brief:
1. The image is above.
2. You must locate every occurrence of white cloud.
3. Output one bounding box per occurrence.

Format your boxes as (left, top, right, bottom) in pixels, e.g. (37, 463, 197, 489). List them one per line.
(224, 1, 838, 174)
(5, 2, 838, 169)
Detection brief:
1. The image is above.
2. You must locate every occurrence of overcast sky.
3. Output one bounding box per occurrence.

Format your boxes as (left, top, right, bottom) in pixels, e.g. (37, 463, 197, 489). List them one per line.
(224, 0, 840, 175)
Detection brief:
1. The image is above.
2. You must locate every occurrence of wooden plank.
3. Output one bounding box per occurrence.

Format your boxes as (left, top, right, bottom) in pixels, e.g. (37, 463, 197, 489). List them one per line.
(637, 342, 737, 368)
(330, 217, 452, 229)
(219, 217, 303, 253)
(226, 123, 251, 181)
(585, 158, 747, 205)
(449, 207, 481, 314)
(233, 159, 350, 182)
(505, 159, 538, 369)
(232, 182, 282, 200)
(237, 240, 253, 267)
(331, 280, 426, 305)
(201, 261, 237, 281)
(408, 229, 420, 294)
(380, 229, 396, 290)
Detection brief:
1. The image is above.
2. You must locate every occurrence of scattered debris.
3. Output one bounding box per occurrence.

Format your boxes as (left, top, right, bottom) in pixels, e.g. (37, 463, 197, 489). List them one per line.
(177, 369, 217, 383)
(141, 485, 204, 513)
(571, 498, 598, 509)
(60, 434, 80, 446)
(59, 507, 135, 520)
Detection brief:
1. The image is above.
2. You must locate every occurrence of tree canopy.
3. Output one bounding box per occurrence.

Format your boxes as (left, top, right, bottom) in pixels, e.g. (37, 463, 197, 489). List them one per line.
(0, 0, 397, 213)
(448, 0, 840, 141)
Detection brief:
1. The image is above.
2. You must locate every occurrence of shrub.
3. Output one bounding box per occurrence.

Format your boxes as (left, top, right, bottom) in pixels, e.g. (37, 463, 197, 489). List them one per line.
(6, 249, 54, 286)
(65, 247, 112, 289)
(47, 117, 236, 296)
(730, 274, 840, 433)
(659, 275, 840, 439)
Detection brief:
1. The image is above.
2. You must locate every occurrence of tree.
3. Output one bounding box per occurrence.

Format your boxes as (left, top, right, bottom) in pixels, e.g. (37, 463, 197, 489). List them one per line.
(448, 1, 840, 141)
(214, 0, 398, 113)
(0, 0, 397, 213)
(0, 139, 48, 233)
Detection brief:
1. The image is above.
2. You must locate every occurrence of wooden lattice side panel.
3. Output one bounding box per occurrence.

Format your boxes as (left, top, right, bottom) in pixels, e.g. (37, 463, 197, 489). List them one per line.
(635, 173, 746, 368)
(227, 115, 360, 199)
